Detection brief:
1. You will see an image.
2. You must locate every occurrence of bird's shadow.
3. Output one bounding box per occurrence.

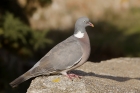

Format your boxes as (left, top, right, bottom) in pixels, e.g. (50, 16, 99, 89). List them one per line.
(70, 70, 140, 82)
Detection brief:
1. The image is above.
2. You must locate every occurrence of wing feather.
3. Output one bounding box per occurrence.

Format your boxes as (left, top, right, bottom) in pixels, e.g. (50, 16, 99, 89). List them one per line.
(30, 36, 83, 75)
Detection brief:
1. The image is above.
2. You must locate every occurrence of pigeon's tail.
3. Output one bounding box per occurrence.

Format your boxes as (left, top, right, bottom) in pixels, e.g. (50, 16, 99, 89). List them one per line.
(10, 72, 31, 88)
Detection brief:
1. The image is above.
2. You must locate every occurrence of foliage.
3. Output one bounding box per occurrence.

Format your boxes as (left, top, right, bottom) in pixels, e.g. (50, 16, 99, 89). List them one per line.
(0, 12, 52, 57)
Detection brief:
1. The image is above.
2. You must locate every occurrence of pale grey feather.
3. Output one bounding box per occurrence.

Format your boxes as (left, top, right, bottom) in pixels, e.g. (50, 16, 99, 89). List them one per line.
(29, 35, 83, 76)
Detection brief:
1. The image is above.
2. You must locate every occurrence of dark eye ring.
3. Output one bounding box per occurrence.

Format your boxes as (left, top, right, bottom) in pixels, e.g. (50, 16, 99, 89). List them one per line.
(83, 20, 86, 23)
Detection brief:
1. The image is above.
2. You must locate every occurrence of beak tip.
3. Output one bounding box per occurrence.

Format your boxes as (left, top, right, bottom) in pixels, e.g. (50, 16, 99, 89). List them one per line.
(88, 22, 94, 27)
(91, 24, 94, 27)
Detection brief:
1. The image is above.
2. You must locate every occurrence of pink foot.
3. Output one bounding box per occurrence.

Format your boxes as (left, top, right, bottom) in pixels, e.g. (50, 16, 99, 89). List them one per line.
(66, 73, 82, 80)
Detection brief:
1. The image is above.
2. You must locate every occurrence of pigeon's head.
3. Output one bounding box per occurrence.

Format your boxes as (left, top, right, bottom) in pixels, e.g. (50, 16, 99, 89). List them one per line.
(75, 17, 94, 29)
(74, 17, 94, 38)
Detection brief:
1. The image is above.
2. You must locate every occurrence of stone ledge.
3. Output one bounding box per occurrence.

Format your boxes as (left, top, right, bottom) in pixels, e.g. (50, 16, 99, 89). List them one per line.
(27, 58, 140, 93)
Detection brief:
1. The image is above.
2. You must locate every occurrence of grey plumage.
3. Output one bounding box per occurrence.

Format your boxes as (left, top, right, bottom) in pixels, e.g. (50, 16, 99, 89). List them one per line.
(10, 17, 93, 88)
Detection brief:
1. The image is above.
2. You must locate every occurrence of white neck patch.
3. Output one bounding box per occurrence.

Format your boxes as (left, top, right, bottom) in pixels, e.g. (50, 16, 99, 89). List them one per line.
(74, 31, 84, 38)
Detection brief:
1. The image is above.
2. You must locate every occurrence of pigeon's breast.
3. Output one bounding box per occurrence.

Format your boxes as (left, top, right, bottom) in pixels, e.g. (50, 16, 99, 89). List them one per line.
(75, 31, 91, 67)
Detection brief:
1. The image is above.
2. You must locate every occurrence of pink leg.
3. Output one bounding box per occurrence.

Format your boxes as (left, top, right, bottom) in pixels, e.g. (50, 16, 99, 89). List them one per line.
(61, 71, 82, 80)
(66, 73, 82, 79)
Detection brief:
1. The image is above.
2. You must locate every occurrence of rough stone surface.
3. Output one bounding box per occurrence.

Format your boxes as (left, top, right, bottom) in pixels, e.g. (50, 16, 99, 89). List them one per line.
(27, 58, 140, 93)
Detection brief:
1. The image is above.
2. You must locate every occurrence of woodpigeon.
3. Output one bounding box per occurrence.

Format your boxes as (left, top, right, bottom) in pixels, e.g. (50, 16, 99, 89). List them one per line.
(10, 17, 94, 88)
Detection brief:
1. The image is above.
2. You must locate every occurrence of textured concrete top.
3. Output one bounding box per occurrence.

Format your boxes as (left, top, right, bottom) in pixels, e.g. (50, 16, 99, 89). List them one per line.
(27, 58, 140, 93)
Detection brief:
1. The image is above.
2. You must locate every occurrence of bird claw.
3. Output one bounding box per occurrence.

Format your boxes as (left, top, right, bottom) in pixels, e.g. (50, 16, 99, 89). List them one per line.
(66, 73, 82, 80)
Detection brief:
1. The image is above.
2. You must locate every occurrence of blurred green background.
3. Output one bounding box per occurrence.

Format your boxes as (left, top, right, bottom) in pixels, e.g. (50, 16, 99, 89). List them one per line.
(0, 0, 140, 92)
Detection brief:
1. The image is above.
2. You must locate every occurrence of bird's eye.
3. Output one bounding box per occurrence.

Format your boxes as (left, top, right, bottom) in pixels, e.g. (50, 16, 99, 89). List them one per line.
(83, 20, 86, 23)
